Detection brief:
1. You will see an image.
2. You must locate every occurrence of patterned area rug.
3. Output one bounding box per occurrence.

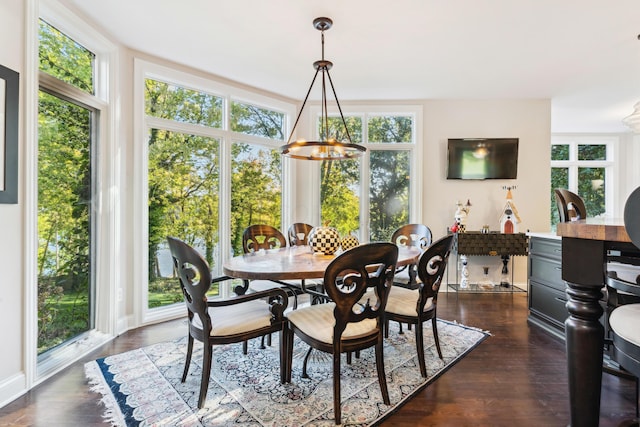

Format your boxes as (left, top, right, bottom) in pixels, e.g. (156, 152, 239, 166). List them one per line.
(85, 319, 488, 426)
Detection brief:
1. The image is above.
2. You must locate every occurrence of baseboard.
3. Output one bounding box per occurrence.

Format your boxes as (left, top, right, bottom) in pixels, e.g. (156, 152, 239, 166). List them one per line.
(0, 373, 26, 409)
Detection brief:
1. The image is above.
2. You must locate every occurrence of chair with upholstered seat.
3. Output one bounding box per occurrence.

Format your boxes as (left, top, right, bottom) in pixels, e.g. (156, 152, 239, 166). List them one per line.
(167, 236, 289, 408)
(554, 188, 587, 223)
(384, 234, 454, 377)
(284, 242, 398, 425)
(288, 222, 314, 246)
(390, 224, 432, 289)
(605, 187, 640, 420)
(242, 224, 303, 307)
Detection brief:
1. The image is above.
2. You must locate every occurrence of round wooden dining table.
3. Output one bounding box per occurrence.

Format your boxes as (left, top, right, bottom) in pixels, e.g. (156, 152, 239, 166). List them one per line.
(222, 244, 421, 281)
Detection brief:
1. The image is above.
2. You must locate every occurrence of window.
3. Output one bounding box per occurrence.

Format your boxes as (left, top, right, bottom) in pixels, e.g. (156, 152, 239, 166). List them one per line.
(140, 63, 293, 318)
(550, 136, 615, 229)
(317, 108, 420, 241)
(36, 14, 112, 372)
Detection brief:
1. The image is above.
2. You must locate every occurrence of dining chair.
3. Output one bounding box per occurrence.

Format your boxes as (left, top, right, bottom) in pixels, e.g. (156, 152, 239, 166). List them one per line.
(284, 242, 398, 425)
(167, 236, 289, 408)
(242, 224, 303, 308)
(384, 234, 455, 377)
(605, 186, 640, 420)
(554, 188, 587, 223)
(288, 222, 314, 246)
(390, 223, 432, 289)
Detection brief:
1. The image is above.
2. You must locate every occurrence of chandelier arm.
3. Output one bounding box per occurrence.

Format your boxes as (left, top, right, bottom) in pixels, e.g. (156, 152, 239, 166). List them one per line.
(325, 69, 354, 144)
(286, 68, 322, 145)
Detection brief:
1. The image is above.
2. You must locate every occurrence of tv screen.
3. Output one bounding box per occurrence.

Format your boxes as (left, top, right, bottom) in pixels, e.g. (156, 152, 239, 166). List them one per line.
(446, 138, 519, 180)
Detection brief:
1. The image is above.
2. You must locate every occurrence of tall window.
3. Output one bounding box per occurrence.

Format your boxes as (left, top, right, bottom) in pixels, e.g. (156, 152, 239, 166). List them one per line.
(550, 136, 615, 229)
(37, 20, 97, 355)
(318, 110, 417, 241)
(142, 69, 289, 313)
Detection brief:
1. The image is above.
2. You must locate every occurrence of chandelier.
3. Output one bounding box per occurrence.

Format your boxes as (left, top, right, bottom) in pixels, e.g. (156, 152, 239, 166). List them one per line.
(280, 17, 366, 161)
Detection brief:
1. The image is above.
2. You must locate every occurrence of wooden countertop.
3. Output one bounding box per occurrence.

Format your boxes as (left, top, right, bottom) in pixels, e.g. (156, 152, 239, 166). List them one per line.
(556, 218, 631, 243)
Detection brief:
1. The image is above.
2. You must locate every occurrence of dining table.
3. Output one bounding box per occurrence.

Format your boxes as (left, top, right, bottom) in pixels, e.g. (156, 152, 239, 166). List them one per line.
(222, 244, 421, 283)
(556, 218, 639, 427)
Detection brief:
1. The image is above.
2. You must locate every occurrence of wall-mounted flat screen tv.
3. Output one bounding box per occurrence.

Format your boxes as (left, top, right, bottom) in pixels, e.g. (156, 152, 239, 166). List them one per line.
(446, 138, 519, 180)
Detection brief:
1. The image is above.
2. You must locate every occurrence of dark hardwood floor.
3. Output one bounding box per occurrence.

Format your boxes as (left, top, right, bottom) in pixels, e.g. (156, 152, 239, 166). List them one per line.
(1, 292, 637, 426)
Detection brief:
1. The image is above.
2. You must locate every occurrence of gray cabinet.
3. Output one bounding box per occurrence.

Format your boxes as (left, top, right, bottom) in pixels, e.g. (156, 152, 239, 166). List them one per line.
(528, 235, 567, 338)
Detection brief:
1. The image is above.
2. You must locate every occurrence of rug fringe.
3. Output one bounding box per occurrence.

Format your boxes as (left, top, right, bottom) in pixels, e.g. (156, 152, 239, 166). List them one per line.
(442, 318, 492, 335)
(84, 361, 126, 427)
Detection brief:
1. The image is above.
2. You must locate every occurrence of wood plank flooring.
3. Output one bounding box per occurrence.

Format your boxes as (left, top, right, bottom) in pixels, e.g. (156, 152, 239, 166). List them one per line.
(1, 292, 638, 426)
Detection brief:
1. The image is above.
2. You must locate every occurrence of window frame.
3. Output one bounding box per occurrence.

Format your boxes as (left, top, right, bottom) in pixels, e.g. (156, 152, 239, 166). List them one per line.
(550, 135, 617, 220)
(28, 0, 118, 384)
(134, 59, 296, 325)
(307, 104, 423, 241)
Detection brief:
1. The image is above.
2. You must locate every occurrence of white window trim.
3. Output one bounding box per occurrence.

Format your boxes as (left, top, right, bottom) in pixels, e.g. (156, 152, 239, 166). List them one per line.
(551, 135, 617, 218)
(25, 0, 118, 387)
(305, 104, 423, 240)
(133, 59, 296, 326)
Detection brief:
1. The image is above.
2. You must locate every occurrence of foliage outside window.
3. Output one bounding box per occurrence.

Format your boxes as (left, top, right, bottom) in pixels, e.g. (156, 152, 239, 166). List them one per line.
(550, 138, 611, 230)
(39, 20, 94, 94)
(319, 113, 414, 241)
(38, 21, 96, 354)
(145, 78, 286, 309)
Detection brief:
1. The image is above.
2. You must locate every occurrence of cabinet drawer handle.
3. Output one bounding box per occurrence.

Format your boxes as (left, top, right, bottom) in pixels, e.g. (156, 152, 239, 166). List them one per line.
(554, 249, 562, 252)
(555, 267, 562, 271)
(554, 297, 568, 303)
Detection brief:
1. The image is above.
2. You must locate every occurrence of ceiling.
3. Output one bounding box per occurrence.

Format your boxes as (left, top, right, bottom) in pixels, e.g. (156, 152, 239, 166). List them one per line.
(62, 0, 640, 133)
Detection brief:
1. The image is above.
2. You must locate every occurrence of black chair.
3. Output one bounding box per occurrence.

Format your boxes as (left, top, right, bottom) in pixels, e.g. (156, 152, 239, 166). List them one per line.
(288, 222, 314, 247)
(242, 224, 303, 307)
(384, 235, 454, 377)
(554, 188, 587, 223)
(605, 187, 640, 421)
(284, 242, 398, 425)
(390, 224, 432, 289)
(167, 236, 288, 408)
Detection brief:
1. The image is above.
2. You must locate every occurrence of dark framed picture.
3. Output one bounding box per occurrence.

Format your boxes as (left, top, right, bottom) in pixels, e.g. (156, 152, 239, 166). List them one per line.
(0, 64, 19, 204)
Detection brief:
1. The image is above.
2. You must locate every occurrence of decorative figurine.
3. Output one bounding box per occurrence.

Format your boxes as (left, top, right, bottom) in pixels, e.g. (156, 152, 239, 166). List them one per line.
(452, 199, 471, 233)
(499, 186, 521, 234)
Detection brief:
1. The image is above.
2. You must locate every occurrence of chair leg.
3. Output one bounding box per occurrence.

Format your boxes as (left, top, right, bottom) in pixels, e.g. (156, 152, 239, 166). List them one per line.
(198, 344, 213, 409)
(285, 326, 294, 383)
(182, 334, 194, 382)
(398, 321, 404, 334)
(302, 346, 313, 378)
(375, 337, 390, 405)
(432, 317, 443, 359)
(384, 318, 389, 338)
(243, 340, 248, 354)
(415, 322, 427, 378)
(333, 351, 342, 425)
(279, 328, 287, 384)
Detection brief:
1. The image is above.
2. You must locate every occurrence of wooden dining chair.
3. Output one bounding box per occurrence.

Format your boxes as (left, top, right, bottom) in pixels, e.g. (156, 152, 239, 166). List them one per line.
(384, 234, 455, 377)
(554, 188, 587, 223)
(390, 223, 432, 289)
(288, 222, 314, 246)
(284, 242, 398, 425)
(242, 224, 306, 312)
(167, 236, 289, 408)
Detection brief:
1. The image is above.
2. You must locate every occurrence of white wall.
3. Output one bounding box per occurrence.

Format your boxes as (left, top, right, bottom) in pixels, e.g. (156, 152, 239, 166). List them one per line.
(0, 0, 26, 405)
(423, 99, 551, 286)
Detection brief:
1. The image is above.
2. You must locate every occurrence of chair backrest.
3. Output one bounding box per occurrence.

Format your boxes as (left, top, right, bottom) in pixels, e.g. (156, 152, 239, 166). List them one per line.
(391, 224, 432, 250)
(555, 188, 587, 222)
(416, 235, 455, 306)
(167, 236, 212, 331)
(288, 223, 314, 246)
(242, 224, 287, 253)
(323, 242, 398, 339)
(624, 186, 640, 250)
